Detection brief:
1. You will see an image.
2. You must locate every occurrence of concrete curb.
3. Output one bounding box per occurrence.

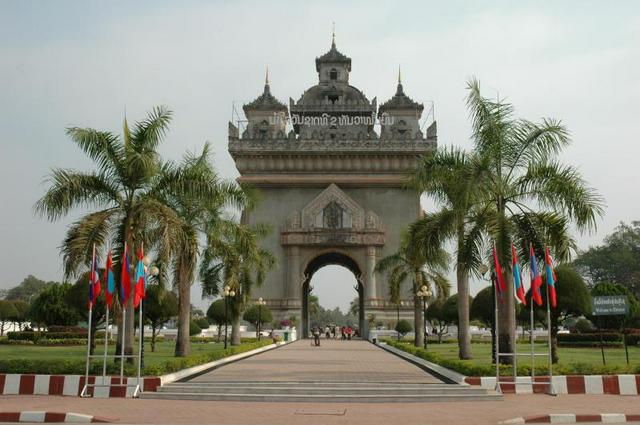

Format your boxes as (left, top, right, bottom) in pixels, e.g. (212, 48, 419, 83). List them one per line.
(499, 413, 640, 424)
(0, 411, 113, 423)
(466, 375, 640, 395)
(160, 341, 289, 385)
(0, 374, 160, 398)
(375, 342, 467, 385)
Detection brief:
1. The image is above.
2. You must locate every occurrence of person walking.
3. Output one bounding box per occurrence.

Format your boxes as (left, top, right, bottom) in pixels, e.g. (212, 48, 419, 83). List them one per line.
(312, 326, 321, 347)
(324, 325, 331, 339)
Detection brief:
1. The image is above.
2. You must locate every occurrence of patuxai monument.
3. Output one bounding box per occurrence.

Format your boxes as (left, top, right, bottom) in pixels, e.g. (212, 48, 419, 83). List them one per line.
(228, 35, 437, 338)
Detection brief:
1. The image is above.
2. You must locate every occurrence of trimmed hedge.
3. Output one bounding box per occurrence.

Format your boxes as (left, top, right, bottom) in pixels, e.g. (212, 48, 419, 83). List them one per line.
(383, 339, 640, 376)
(0, 340, 273, 376)
(0, 338, 106, 346)
(7, 331, 105, 341)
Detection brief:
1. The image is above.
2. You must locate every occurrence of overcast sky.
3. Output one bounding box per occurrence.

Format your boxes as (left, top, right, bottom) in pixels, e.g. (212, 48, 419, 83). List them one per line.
(1, 1, 639, 312)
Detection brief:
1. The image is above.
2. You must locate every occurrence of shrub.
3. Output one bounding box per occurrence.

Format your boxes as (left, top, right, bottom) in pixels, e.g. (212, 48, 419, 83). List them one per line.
(557, 332, 622, 347)
(571, 318, 594, 333)
(395, 320, 412, 337)
(189, 320, 202, 336)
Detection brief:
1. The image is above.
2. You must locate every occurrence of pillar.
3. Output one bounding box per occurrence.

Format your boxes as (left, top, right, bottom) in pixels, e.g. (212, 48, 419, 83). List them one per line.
(287, 246, 300, 299)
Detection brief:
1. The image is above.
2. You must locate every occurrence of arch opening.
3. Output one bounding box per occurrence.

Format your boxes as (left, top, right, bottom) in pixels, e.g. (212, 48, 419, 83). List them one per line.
(301, 252, 365, 339)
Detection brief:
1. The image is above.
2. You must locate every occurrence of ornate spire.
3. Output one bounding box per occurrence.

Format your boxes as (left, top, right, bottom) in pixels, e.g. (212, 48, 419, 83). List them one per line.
(398, 65, 402, 84)
(378, 69, 423, 114)
(331, 22, 336, 48)
(243, 69, 287, 113)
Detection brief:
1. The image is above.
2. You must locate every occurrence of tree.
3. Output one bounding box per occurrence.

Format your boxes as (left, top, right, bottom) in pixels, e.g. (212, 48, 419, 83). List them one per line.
(206, 299, 230, 341)
(34, 106, 216, 359)
(143, 285, 178, 352)
(28, 283, 78, 328)
(9, 300, 29, 331)
(441, 79, 602, 362)
(575, 221, 640, 299)
(65, 273, 108, 354)
(0, 300, 18, 336)
(426, 300, 449, 343)
(395, 319, 412, 338)
(157, 144, 249, 357)
(243, 304, 273, 337)
(200, 223, 275, 345)
(3, 275, 55, 302)
(376, 232, 450, 348)
(410, 147, 484, 359)
(590, 281, 640, 329)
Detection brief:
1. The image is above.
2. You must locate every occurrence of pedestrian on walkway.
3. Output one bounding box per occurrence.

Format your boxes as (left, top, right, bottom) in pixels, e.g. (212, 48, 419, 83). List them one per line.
(324, 325, 331, 339)
(312, 326, 321, 346)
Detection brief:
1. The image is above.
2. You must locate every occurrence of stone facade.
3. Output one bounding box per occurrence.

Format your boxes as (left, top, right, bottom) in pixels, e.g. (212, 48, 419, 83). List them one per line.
(228, 36, 436, 338)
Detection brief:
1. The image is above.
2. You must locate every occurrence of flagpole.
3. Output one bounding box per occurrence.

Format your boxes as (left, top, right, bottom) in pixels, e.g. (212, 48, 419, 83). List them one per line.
(120, 303, 126, 381)
(494, 275, 501, 393)
(82, 244, 96, 397)
(545, 246, 556, 396)
(137, 297, 143, 390)
(530, 296, 535, 382)
(102, 245, 110, 379)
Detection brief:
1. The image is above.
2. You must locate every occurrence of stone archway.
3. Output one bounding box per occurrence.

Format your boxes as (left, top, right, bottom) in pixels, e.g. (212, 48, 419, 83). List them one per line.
(300, 251, 364, 339)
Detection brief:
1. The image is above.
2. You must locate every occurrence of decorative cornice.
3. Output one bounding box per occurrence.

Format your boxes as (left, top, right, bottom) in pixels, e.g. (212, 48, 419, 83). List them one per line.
(229, 138, 435, 154)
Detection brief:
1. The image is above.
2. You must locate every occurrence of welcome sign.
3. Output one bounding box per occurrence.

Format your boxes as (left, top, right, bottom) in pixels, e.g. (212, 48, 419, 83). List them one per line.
(592, 295, 629, 316)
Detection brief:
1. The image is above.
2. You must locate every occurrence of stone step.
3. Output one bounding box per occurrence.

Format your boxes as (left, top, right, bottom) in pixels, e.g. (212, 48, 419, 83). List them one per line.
(158, 384, 491, 396)
(141, 391, 502, 403)
(172, 381, 452, 388)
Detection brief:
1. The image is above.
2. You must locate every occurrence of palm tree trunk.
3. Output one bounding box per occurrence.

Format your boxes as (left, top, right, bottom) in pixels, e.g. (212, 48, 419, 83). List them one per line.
(456, 267, 473, 359)
(231, 310, 241, 345)
(175, 266, 191, 357)
(498, 266, 516, 364)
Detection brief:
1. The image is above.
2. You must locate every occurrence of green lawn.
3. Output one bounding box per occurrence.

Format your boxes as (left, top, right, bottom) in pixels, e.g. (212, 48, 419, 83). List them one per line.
(386, 340, 640, 375)
(0, 340, 225, 368)
(0, 339, 271, 376)
(423, 342, 640, 370)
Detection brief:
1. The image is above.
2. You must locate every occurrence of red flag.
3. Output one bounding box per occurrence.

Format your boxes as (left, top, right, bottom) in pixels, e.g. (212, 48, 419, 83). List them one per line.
(89, 245, 101, 305)
(492, 244, 507, 299)
(545, 246, 558, 308)
(512, 244, 527, 305)
(529, 243, 543, 306)
(133, 247, 146, 309)
(120, 242, 132, 305)
(103, 250, 115, 309)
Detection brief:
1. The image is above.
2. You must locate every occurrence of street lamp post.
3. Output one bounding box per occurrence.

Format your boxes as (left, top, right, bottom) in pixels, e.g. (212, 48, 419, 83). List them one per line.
(416, 285, 432, 351)
(256, 297, 266, 340)
(223, 285, 235, 349)
(140, 258, 159, 370)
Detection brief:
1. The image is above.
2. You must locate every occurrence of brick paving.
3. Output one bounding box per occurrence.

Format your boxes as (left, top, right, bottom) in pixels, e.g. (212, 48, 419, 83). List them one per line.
(189, 339, 442, 383)
(1, 394, 639, 424)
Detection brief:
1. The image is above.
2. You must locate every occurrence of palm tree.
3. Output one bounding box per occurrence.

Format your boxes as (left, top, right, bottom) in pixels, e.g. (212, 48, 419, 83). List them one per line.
(376, 233, 450, 348)
(410, 147, 483, 359)
(199, 223, 275, 345)
(155, 143, 249, 357)
(462, 78, 604, 359)
(35, 106, 211, 357)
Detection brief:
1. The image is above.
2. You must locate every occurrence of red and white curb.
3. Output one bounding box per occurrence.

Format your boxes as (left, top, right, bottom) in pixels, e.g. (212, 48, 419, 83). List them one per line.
(0, 411, 112, 423)
(465, 375, 640, 395)
(500, 413, 640, 424)
(0, 374, 161, 398)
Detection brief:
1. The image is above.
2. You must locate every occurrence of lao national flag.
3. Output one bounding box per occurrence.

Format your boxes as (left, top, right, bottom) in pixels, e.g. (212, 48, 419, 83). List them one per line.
(492, 244, 507, 299)
(545, 246, 557, 308)
(103, 250, 115, 309)
(88, 245, 101, 305)
(512, 244, 526, 305)
(133, 247, 146, 309)
(529, 244, 543, 306)
(120, 243, 132, 305)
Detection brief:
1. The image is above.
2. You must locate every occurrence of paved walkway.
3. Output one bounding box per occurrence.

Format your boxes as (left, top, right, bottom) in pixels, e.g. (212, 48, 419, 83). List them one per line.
(189, 339, 442, 383)
(2, 394, 638, 425)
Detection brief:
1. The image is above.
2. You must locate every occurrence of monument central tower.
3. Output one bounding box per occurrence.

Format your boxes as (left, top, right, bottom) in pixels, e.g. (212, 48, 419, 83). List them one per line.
(228, 36, 436, 338)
